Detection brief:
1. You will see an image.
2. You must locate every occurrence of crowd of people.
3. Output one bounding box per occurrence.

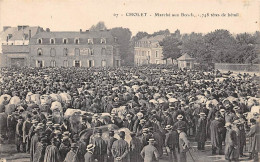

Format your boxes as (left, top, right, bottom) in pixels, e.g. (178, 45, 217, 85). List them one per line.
(0, 66, 259, 162)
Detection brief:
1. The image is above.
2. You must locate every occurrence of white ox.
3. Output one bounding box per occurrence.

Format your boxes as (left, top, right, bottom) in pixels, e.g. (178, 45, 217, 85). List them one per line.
(9, 96, 21, 106)
(59, 93, 72, 104)
(0, 94, 11, 104)
(51, 101, 63, 124)
(26, 93, 41, 105)
(111, 106, 128, 120)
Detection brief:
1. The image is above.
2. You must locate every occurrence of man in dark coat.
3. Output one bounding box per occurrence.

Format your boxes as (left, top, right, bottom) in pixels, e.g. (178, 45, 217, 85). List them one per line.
(91, 129, 107, 162)
(59, 137, 71, 162)
(7, 112, 17, 143)
(112, 131, 129, 162)
(107, 130, 117, 162)
(165, 125, 178, 162)
(30, 126, 41, 162)
(129, 132, 143, 162)
(224, 122, 239, 161)
(177, 125, 190, 162)
(15, 116, 24, 152)
(64, 143, 79, 162)
(123, 114, 134, 131)
(74, 134, 86, 162)
(33, 137, 48, 162)
(44, 138, 61, 162)
(210, 116, 222, 155)
(196, 112, 207, 151)
(23, 114, 32, 153)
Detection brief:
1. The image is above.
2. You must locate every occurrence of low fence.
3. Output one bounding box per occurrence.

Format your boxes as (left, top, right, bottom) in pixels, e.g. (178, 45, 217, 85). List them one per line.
(214, 63, 260, 72)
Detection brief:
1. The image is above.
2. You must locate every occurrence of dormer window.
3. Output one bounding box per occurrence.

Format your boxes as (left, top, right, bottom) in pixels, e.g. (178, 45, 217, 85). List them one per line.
(37, 38, 42, 44)
(63, 38, 68, 44)
(50, 38, 55, 44)
(88, 39, 93, 44)
(75, 38, 79, 44)
(100, 38, 106, 44)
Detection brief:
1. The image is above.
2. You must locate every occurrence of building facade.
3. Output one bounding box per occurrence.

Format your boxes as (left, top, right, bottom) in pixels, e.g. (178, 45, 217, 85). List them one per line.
(134, 35, 167, 66)
(0, 26, 121, 68)
(0, 26, 44, 67)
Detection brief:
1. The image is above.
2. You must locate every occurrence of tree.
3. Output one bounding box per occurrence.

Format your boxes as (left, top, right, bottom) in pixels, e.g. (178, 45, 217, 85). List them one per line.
(160, 36, 182, 61)
(111, 27, 133, 66)
(89, 21, 107, 31)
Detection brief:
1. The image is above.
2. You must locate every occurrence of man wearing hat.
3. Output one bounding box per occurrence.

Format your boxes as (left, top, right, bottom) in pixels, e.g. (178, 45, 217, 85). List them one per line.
(111, 131, 129, 162)
(165, 125, 178, 162)
(64, 143, 79, 162)
(224, 122, 239, 161)
(210, 115, 223, 155)
(91, 129, 107, 162)
(123, 114, 134, 131)
(44, 138, 61, 162)
(141, 128, 151, 147)
(107, 130, 117, 162)
(73, 134, 86, 162)
(129, 132, 142, 162)
(91, 114, 103, 128)
(23, 113, 32, 153)
(45, 121, 53, 144)
(15, 116, 24, 152)
(84, 144, 95, 162)
(196, 112, 207, 151)
(140, 138, 160, 162)
(173, 115, 187, 133)
(247, 118, 258, 160)
(177, 125, 190, 162)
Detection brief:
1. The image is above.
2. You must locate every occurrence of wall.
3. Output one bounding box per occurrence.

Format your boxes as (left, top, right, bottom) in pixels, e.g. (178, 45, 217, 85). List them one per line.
(214, 63, 260, 72)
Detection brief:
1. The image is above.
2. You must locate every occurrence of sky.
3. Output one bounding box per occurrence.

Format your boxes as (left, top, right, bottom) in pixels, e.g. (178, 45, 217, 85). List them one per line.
(0, 0, 259, 36)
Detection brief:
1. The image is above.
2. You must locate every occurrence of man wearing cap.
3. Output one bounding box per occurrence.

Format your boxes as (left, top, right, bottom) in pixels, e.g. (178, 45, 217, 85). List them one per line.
(232, 120, 241, 160)
(28, 119, 38, 145)
(30, 126, 41, 162)
(84, 144, 95, 162)
(91, 129, 107, 162)
(129, 132, 142, 162)
(45, 121, 53, 144)
(247, 119, 258, 160)
(91, 114, 103, 128)
(141, 128, 151, 147)
(177, 125, 190, 162)
(112, 131, 129, 162)
(165, 125, 178, 162)
(173, 115, 187, 133)
(224, 122, 239, 161)
(15, 116, 24, 152)
(64, 143, 79, 162)
(44, 138, 61, 162)
(133, 112, 143, 133)
(140, 138, 160, 162)
(196, 112, 207, 151)
(107, 130, 117, 162)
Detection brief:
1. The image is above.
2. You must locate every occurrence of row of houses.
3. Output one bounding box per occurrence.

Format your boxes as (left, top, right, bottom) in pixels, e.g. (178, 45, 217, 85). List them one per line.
(0, 26, 121, 67)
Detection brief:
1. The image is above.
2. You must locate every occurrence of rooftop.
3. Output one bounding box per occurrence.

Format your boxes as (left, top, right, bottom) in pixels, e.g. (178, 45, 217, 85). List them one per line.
(177, 53, 195, 61)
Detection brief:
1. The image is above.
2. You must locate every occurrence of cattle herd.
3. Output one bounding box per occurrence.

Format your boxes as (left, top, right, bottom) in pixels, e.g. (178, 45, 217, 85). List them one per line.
(0, 66, 259, 162)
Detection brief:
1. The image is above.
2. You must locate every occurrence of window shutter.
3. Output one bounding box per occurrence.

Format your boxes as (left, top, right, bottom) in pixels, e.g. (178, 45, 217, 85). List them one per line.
(36, 60, 38, 67)
(42, 61, 45, 67)
(73, 60, 75, 67)
(79, 61, 81, 67)
(92, 60, 95, 67)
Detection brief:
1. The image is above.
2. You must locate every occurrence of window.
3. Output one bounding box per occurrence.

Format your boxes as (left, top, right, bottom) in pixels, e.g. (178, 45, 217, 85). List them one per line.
(50, 48, 56, 57)
(63, 38, 68, 44)
(50, 60, 56, 67)
(63, 48, 68, 56)
(74, 60, 80, 67)
(50, 38, 55, 44)
(186, 62, 190, 67)
(156, 60, 160, 64)
(115, 60, 120, 67)
(90, 49, 94, 55)
(63, 60, 68, 67)
(88, 39, 93, 44)
(37, 48, 43, 56)
(101, 48, 106, 55)
(88, 60, 94, 67)
(155, 51, 159, 58)
(37, 39, 42, 44)
(75, 38, 79, 44)
(100, 38, 106, 44)
(75, 48, 80, 56)
(36, 60, 44, 67)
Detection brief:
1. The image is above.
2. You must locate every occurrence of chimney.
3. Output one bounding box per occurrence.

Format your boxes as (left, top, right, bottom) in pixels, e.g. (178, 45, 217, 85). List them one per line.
(18, 25, 23, 31)
(29, 30, 31, 40)
(80, 29, 82, 33)
(46, 28, 50, 32)
(3, 26, 11, 31)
